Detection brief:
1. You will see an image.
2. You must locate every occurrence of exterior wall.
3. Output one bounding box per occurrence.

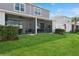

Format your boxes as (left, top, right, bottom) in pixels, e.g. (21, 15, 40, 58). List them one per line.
(24, 3, 31, 15)
(53, 22, 72, 32)
(0, 11, 5, 25)
(30, 4, 49, 18)
(64, 17, 72, 32)
(30, 4, 35, 15)
(66, 23, 72, 32)
(41, 9, 49, 18)
(52, 16, 72, 32)
(0, 3, 14, 11)
(0, 3, 49, 18)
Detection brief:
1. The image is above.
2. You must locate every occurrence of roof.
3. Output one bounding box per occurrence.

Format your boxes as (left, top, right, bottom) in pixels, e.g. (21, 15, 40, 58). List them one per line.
(52, 16, 71, 20)
(52, 16, 72, 23)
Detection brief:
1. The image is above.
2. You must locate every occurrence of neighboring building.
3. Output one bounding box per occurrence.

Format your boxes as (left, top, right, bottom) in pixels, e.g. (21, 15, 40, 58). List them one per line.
(0, 3, 52, 34)
(52, 16, 72, 32)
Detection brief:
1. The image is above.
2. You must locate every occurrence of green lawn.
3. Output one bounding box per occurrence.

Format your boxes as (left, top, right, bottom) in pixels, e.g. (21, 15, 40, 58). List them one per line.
(0, 33, 79, 56)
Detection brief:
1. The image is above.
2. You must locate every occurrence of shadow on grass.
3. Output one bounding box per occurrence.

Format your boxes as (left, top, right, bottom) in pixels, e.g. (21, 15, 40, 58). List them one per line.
(0, 34, 67, 54)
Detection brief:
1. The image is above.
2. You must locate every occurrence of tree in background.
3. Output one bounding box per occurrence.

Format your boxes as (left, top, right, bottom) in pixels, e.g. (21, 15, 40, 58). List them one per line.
(72, 17, 79, 32)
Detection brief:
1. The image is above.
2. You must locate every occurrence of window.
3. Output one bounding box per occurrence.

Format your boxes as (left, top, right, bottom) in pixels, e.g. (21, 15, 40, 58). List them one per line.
(20, 4, 24, 11)
(34, 7, 41, 16)
(15, 3, 19, 11)
(15, 3, 25, 12)
(7, 19, 23, 29)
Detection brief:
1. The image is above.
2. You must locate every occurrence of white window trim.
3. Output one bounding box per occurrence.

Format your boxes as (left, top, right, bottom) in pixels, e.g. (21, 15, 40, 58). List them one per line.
(14, 3, 25, 13)
(34, 7, 41, 16)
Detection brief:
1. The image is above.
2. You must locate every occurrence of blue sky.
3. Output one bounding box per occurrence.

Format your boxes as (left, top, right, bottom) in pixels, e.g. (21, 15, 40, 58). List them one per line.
(33, 3, 79, 17)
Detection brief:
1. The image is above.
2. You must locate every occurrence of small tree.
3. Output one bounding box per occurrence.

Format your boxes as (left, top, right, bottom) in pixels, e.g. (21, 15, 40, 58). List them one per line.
(72, 17, 79, 32)
(0, 25, 19, 41)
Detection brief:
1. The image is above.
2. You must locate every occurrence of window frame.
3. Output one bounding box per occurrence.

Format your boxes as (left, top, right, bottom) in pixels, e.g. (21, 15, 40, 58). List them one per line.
(14, 3, 25, 12)
(34, 7, 41, 16)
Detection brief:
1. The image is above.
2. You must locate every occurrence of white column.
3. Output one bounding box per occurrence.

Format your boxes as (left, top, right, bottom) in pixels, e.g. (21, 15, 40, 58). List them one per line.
(0, 11, 5, 25)
(52, 20, 53, 33)
(35, 17, 37, 34)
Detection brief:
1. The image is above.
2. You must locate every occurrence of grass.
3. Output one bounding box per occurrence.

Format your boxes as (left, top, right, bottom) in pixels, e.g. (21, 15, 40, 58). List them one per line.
(0, 33, 79, 56)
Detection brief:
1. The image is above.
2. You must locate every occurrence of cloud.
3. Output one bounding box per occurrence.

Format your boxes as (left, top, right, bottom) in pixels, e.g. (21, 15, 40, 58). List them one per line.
(51, 8, 79, 17)
(69, 8, 79, 15)
(55, 8, 79, 16)
(50, 9, 63, 17)
(50, 3, 56, 5)
(55, 9, 63, 16)
(50, 13, 55, 18)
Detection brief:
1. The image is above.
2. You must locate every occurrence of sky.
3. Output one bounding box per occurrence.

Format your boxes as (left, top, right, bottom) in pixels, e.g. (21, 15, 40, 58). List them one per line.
(33, 3, 79, 18)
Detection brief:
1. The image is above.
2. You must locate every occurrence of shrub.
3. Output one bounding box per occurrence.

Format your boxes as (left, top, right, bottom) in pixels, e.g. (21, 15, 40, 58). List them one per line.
(55, 29, 65, 34)
(0, 25, 19, 41)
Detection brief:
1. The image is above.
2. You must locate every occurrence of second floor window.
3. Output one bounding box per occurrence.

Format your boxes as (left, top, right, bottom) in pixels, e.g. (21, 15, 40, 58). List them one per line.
(15, 3, 24, 12)
(34, 7, 41, 16)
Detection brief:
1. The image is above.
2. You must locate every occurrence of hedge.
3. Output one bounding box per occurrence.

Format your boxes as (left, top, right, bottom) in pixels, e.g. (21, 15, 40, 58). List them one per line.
(0, 25, 19, 41)
(55, 29, 65, 34)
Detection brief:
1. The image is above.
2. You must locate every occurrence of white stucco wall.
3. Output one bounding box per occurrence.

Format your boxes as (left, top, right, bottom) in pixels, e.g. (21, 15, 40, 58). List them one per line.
(52, 16, 72, 32)
(65, 22, 72, 32)
(53, 23, 63, 32)
(0, 11, 5, 25)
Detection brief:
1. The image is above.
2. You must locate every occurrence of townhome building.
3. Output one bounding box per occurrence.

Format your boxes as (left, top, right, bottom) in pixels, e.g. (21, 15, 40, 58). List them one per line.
(0, 3, 52, 34)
